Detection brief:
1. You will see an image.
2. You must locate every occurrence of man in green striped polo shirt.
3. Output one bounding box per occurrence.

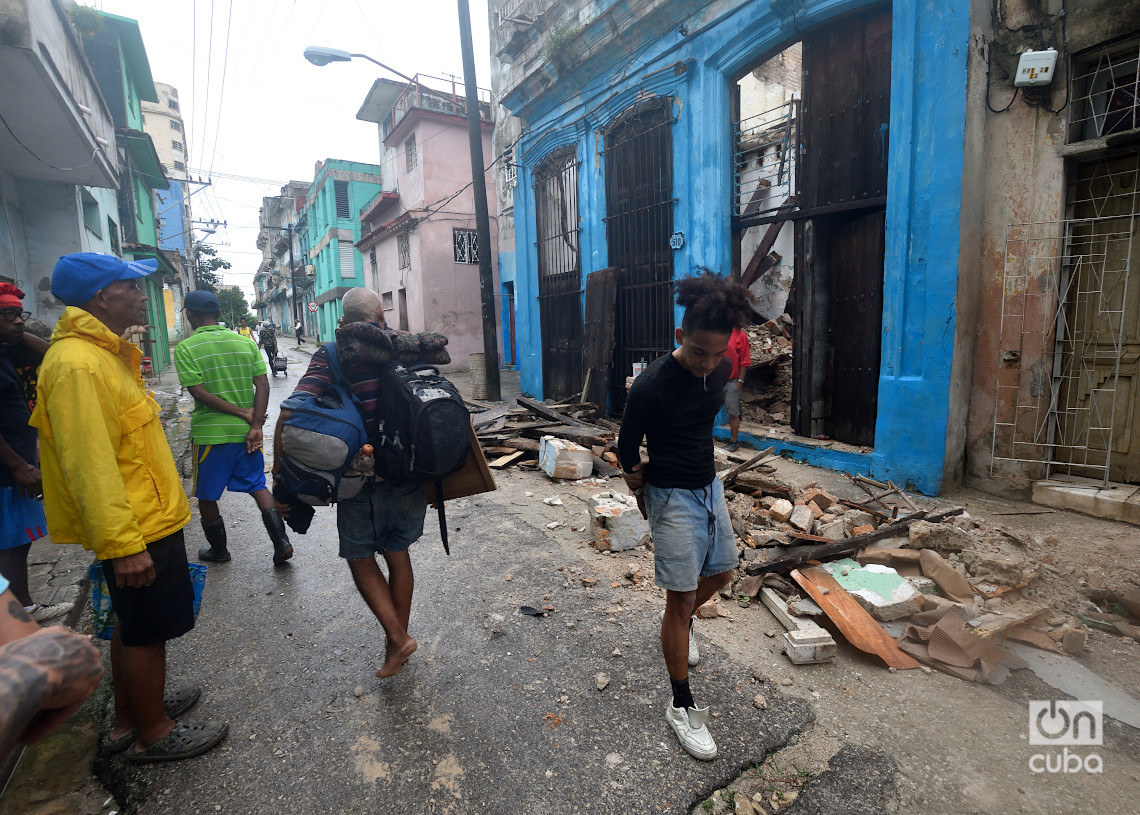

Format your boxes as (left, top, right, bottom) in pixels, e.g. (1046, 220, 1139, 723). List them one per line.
(174, 290, 292, 566)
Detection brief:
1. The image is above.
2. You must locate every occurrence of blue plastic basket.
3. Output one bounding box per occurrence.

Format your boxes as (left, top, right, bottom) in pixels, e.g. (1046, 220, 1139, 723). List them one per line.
(88, 561, 207, 641)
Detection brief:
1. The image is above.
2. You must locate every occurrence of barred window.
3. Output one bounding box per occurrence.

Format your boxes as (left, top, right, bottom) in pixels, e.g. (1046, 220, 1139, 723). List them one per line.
(170, 120, 181, 131)
(172, 140, 184, 152)
(405, 135, 418, 172)
(398, 233, 411, 268)
(168, 98, 180, 111)
(173, 160, 185, 171)
(1071, 38, 1140, 142)
(453, 229, 478, 264)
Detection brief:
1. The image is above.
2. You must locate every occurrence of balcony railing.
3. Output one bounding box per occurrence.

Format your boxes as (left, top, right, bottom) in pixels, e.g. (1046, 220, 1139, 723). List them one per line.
(381, 74, 493, 140)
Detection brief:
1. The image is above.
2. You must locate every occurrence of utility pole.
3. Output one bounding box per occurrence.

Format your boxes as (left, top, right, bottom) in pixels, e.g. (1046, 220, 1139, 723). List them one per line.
(287, 221, 299, 338)
(457, 0, 501, 401)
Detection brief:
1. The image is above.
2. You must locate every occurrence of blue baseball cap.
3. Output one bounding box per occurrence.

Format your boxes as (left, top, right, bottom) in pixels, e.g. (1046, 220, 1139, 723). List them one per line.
(52, 253, 157, 307)
(184, 289, 221, 311)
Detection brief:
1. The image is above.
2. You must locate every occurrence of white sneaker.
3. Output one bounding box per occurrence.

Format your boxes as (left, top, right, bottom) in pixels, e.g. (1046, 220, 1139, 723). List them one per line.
(659, 609, 700, 666)
(666, 703, 718, 760)
(29, 603, 70, 623)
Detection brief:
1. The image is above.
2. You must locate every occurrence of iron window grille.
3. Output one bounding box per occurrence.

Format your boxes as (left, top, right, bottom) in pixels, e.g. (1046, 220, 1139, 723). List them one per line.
(170, 120, 181, 131)
(168, 98, 179, 111)
(398, 233, 411, 268)
(1070, 36, 1140, 143)
(173, 161, 185, 171)
(733, 99, 798, 219)
(172, 140, 183, 152)
(406, 135, 418, 172)
(453, 229, 478, 263)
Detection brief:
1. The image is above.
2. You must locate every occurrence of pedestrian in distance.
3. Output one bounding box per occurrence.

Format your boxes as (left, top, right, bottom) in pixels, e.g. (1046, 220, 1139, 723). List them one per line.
(259, 321, 279, 374)
(174, 290, 292, 566)
(723, 325, 751, 453)
(618, 271, 754, 761)
(0, 576, 103, 763)
(31, 253, 227, 763)
(0, 283, 68, 622)
(274, 288, 424, 679)
(294, 317, 305, 346)
(237, 317, 252, 340)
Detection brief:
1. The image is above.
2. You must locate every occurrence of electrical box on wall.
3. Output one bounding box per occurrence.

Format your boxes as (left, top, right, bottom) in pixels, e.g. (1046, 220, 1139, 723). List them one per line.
(1015, 48, 1058, 87)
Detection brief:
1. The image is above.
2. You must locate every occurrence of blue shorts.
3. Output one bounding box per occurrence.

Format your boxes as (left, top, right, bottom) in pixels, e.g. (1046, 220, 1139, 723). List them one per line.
(644, 478, 738, 592)
(192, 443, 267, 501)
(337, 479, 428, 559)
(0, 486, 47, 550)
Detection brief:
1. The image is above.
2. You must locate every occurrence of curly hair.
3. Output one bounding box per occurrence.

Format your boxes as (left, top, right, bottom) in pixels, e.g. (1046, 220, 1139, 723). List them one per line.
(675, 271, 754, 334)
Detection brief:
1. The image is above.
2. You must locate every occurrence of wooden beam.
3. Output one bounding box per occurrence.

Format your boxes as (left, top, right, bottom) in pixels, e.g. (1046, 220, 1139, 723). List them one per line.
(719, 446, 776, 486)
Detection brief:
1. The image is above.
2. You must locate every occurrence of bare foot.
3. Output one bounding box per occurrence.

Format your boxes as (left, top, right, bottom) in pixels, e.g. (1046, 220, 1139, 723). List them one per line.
(376, 638, 417, 678)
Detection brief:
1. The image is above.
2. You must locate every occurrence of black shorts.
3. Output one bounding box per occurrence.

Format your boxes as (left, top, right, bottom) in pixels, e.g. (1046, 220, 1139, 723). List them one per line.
(103, 530, 195, 647)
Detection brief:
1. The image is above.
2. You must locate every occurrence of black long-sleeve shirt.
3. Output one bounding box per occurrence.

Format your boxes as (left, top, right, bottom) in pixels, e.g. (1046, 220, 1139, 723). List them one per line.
(617, 353, 731, 489)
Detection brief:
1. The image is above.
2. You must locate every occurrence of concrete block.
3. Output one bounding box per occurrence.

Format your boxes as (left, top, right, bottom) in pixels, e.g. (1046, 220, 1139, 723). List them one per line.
(588, 491, 650, 552)
(908, 520, 972, 553)
(819, 520, 846, 541)
(539, 436, 593, 479)
(823, 558, 924, 621)
(788, 504, 813, 532)
(769, 499, 794, 523)
(782, 629, 838, 664)
(843, 510, 875, 530)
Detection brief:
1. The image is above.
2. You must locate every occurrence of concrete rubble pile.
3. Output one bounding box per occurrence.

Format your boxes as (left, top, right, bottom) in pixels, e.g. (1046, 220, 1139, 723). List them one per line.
(467, 394, 621, 479)
(741, 314, 793, 426)
(713, 459, 1140, 682)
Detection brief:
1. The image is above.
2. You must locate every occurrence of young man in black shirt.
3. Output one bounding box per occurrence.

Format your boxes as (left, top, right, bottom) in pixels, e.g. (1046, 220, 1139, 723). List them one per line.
(618, 272, 753, 761)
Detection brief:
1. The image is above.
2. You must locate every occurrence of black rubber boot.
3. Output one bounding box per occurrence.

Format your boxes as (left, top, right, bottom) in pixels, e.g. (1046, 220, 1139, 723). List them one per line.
(198, 517, 231, 562)
(262, 508, 294, 564)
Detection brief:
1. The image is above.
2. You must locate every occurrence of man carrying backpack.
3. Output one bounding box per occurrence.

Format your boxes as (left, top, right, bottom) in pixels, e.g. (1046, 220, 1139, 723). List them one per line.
(174, 290, 293, 566)
(275, 288, 446, 679)
(259, 322, 278, 372)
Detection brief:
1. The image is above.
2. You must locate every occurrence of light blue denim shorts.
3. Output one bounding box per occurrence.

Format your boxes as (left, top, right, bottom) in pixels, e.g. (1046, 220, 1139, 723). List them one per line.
(336, 479, 428, 559)
(644, 478, 738, 592)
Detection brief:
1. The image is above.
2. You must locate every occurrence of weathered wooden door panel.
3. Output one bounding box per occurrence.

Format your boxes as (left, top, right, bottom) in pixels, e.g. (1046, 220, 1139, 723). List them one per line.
(827, 210, 885, 447)
(1061, 154, 1140, 482)
(794, 6, 891, 446)
(581, 268, 618, 409)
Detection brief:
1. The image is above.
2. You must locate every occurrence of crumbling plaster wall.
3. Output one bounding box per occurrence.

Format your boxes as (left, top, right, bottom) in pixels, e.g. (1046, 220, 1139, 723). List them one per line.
(960, 0, 1140, 493)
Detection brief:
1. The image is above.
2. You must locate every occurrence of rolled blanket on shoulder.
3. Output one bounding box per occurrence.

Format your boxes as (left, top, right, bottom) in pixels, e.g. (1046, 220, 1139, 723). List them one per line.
(334, 321, 451, 367)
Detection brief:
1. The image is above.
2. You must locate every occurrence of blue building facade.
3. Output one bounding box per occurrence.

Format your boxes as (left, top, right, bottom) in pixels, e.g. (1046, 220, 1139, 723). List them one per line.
(492, 0, 972, 494)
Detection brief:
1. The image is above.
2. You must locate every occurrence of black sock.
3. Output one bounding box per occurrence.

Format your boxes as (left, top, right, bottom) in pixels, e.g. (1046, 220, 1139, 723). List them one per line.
(671, 678, 695, 710)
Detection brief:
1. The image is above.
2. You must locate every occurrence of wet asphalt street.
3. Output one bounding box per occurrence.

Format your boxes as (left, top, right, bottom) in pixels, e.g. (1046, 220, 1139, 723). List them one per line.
(101, 359, 817, 815)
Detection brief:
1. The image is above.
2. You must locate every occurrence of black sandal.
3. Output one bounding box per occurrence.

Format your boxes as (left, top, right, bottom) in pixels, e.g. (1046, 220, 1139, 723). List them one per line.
(103, 685, 203, 754)
(127, 720, 228, 763)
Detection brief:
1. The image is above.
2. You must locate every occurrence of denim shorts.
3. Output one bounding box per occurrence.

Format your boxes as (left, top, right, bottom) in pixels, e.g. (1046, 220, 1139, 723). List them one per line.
(723, 380, 742, 417)
(336, 479, 428, 559)
(644, 478, 738, 592)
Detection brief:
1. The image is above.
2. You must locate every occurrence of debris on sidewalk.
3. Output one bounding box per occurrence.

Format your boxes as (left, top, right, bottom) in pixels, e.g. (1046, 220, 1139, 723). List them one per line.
(588, 491, 649, 551)
(759, 586, 837, 664)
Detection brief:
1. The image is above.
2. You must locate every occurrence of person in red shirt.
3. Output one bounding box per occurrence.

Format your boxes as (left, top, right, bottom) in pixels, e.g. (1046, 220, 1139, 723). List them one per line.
(723, 327, 751, 452)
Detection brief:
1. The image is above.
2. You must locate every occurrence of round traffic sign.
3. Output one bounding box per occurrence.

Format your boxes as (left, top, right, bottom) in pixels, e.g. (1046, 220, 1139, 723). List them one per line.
(306, 301, 318, 313)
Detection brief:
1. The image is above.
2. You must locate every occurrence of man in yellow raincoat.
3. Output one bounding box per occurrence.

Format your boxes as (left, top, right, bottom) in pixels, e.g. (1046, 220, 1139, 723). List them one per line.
(31, 253, 227, 764)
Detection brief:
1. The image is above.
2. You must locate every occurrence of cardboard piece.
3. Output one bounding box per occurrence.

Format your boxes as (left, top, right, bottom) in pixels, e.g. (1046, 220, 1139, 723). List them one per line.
(427, 423, 497, 506)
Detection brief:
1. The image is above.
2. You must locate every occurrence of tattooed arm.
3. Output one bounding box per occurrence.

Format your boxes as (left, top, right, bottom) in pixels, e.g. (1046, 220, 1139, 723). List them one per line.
(0, 591, 38, 646)
(0, 627, 103, 759)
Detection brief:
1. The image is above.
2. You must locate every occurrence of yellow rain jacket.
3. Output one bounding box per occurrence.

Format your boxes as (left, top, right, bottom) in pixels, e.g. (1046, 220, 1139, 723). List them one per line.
(30, 308, 190, 561)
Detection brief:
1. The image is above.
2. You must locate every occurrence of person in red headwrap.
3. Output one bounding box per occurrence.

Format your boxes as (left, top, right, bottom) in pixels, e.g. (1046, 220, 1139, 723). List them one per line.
(0, 283, 64, 622)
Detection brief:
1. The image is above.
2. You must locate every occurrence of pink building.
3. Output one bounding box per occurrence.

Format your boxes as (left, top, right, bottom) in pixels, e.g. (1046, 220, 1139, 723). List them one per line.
(356, 77, 500, 370)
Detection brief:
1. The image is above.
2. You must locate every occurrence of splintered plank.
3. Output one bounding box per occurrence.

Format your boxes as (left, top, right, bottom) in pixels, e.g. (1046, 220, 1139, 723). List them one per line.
(791, 566, 920, 670)
(489, 450, 526, 469)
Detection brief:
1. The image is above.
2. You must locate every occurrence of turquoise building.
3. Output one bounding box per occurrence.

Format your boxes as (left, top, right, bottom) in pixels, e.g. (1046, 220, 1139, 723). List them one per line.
(302, 160, 385, 341)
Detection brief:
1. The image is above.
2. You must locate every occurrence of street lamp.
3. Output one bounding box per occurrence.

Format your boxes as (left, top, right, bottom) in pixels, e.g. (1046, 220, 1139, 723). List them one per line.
(303, 22, 501, 400)
(303, 46, 415, 83)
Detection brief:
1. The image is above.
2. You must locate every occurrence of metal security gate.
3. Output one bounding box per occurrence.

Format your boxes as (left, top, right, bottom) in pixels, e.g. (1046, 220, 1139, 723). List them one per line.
(603, 98, 676, 412)
(535, 149, 583, 401)
(992, 216, 1134, 485)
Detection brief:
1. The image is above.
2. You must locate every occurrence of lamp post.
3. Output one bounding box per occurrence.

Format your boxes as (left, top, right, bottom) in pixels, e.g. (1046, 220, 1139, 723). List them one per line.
(303, 28, 501, 400)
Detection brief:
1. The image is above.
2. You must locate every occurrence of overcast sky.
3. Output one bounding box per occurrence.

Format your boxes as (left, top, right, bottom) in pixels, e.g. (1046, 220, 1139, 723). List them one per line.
(97, 0, 492, 298)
